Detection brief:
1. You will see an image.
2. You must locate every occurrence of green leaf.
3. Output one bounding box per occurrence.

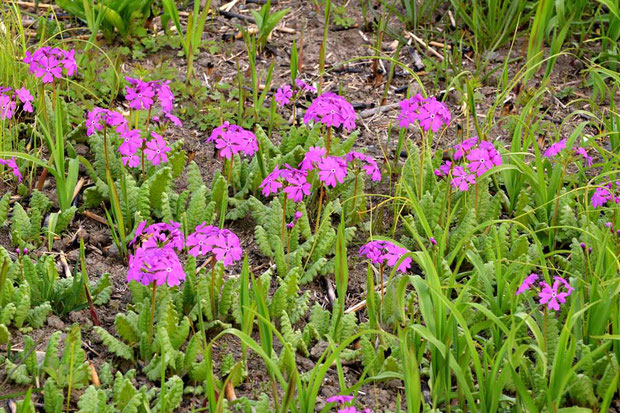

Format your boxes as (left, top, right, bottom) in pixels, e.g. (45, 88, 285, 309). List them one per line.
(93, 326, 134, 360)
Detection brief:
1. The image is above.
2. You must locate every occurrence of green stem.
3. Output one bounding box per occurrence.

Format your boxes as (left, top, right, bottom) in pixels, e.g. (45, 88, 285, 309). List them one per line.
(326, 127, 332, 155)
(314, 185, 325, 234)
(149, 282, 157, 345)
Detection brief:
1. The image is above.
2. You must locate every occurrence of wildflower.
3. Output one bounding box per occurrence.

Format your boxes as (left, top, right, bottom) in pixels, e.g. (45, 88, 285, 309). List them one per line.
(125, 77, 155, 110)
(0, 94, 16, 120)
(275, 84, 293, 106)
(327, 395, 355, 404)
(118, 129, 143, 156)
(591, 186, 614, 208)
(345, 151, 381, 182)
(186, 224, 221, 257)
(466, 148, 493, 177)
(317, 156, 348, 187)
(295, 79, 316, 93)
(144, 132, 171, 166)
(286, 211, 303, 229)
(303, 92, 356, 131)
(0, 157, 22, 182)
(580, 242, 586, 249)
(282, 169, 312, 202)
(575, 147, 593, 166)
(14, 87, 33, 113)
(398, 94, 450, 132)
(359, 240, 411, 273)
(208, 122, 257, 159)
(430, 237, 437, 245)
(299, 146, 327, 171)
(453, 138, 478, 160)
(260, 165, 284, 196)
(211, 229, 243, 267)
(434, 161, 452, 177)
(543, 139, 567, 158)
(479, 140, 503, 167)
(156, 82, 175, 112)
(538, 276, 573, 311)
(516, 273, 539, 295)
(122, 154, 140, 168)
(450, 166, 476, 191)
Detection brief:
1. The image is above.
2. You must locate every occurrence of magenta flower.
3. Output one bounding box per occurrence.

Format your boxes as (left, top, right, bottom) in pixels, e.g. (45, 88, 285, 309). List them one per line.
(122, 154, 140, 168)
(398, 94, 450, 132)
(538, 276, 573, 311)
(327, 395, 354, 404)
(591, 186, 615, 208)
(86, 107, 129, 136)
(434, 161, 452, 177)
(14, 87, 33, 113)
(516, 273, 539, 295)
(450, 166, 476, 191)
(212, 229, 243, 267)
(575, 147, 593, 166)
(260, 165, 284, 196)
(430, 237, 437, 245)
(543, 139, 567, 158)
(24, 47, 76, 83)
(317, 156, 348, 187)
(359, 240, 411, 273)
(0, 157, 22, 182)
(283, 169, 312, 202)
(453, 138, 478, 160)
(303, 92, 356, 131)
(125, 82, 155, 110)
(186, 224, 221, 257)
(295, 79, 316, 93)
(286, 210, 303, 228)
(0, 94, 16, 120)
(345, 151, 382, 182)
(275, 84, 293, 106)
(118, 129, 143, 156)
(144, 132, 171, 165)
(466, 148, 492, 177)
(208, 122, 257, 159)
(299, 146, 327, 171)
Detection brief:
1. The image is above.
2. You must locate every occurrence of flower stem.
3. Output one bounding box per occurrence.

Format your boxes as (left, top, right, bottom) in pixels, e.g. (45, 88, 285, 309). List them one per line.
(281, 195, 287, 250)
(227, 156, 234, 184)
(351, 172, 359, 220)
(210, 259, 217, 317)
(149, 282, 156, 345)
(314, 185, 325, 234)
(419, 131, 425, 198)
(326, 127, 332, 155)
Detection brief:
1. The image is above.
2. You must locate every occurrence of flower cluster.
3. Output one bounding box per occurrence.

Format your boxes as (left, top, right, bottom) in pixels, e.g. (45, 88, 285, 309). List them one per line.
(345, 151, 381, 182)
(86, 107, 171, 168)
(398, 94, 451, 132)
(303, 92, 356, 131)
(186, 223, 243, 267)
(124, 77, 181, 127)
(591, 182, 620, 208)
(24, 47, 76, 84)
(260, 165, 311, 202)
(516, 273, 574, 311)
(434, 137, 502, 191)
(286, 211, 303, 229)
(208, 122, 258, 160)
(543, 138, 592, 166)
(128, 221, 187, 287)
(295, 78, 317, 93)
(0, 157, 22, 182)
(326, 395, 370, 413)
(359, 240, 412, 273)
(0, 87, 34, 120)
(275, 84, 293, 106)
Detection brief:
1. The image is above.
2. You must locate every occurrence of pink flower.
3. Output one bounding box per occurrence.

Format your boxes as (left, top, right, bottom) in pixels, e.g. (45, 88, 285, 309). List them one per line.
(450, 166, 475, 191)
(359, 240, 411, 273)
(359, 241, 385, 264)
(283, 170, 311, 202)
(543, 139, 567, 158)
(125, 83, 155, 110)
(118, 129, 143, 156)
(260, 165, 284, 196)
(122, 154, 140, 168)
(295, 79, 316, 93)
(299, 146, 327, 171)
(24, 47, 76, 83)
(212, 229, 243, 267)
(327, 395, 354, 404)
(317, 156, 348, 187)
(398, 94, 450, 132)
(466, 148, 492, 177)
(346, 151, 381, 182)
(591, 187, 614, 208)
(144, 132, 171, 165)
(453, 138, 478, 160)
(208, 122, 257, 159)
(34, 55, 63, 83)
(275, 84, 293, 106)
(14, 87, 33, 113)
(186, 224, 224, 257)
(575, 147, 592, 166)
(287, 210, 303, 227)
(397, 94, 425, 128)
(434, 161, 452, 177)
(0, 157, 22, 182)
(538, 276, 572, 311)
(516, 273, 539, 295)
(303, 92, 356, 131)
(0, 94, 16, 120)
